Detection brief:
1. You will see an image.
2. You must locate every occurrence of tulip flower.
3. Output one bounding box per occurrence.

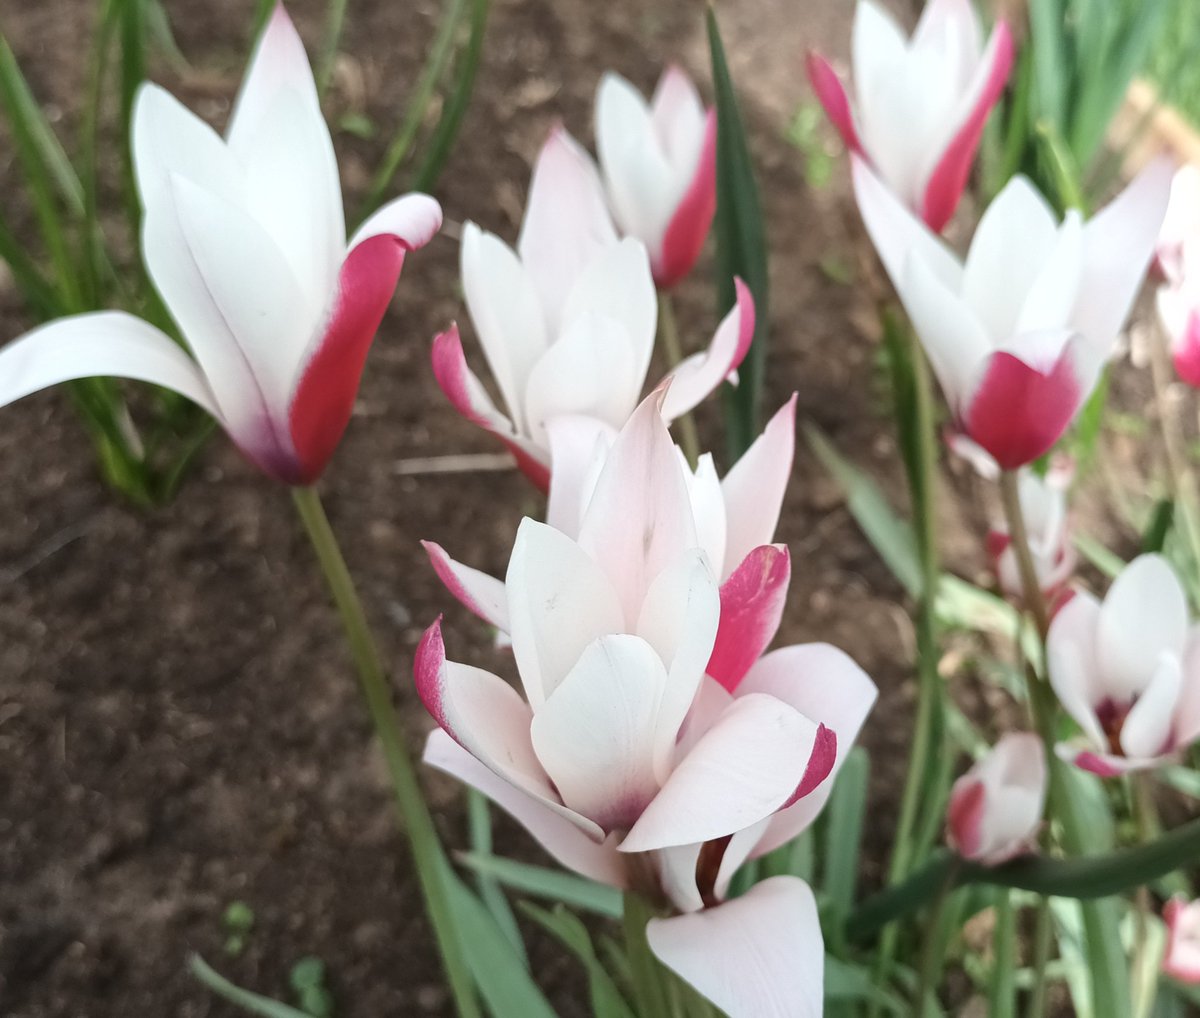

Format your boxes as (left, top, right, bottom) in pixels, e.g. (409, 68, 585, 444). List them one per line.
(0, 5, 441, 485)
(1164, 896, 1200, 984)
(1047, 554, 1200, 776)
(808, 0, 1014, 232)
(433, 128, 751, 490)
(946, 733, 1046, 866)
(416, 393, 876, 1016)
(1156, 166, 1200, 386)
(853, 155, 1172, 469)
(987, 461, 1075, 604)
(594, 67, 716, 288)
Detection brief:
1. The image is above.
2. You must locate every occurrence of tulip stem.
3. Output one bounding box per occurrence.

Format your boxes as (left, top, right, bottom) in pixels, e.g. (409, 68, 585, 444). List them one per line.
(1025, 897, 1052, 1018)
(622, 890, 678, 1018)
(290, 486, 480, 1018)
(658, 292, 701, 468)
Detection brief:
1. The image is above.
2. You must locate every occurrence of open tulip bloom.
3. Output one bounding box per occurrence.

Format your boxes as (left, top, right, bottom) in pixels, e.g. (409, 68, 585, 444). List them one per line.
(432, 128, 752, 491)
(808, 0, 1013, 232)
(595, 67, 716, 288)
(853, 155, 1173, 469)
(415, 394, 877, 1016)
(1047, 554, 1200, 776)
(0, 5, 441, 486)
(946, 733, 1046, 866)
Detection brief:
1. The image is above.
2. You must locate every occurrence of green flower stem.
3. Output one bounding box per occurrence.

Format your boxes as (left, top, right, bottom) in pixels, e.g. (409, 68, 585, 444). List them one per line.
(1025, 897, 1052, 1018)
(658, 292, 701, 468)
(291, 486, 479, 1018)
(847, 815, 1200, 942)
(871, 330, 945, 1015)
(915, 860, 961, 1015)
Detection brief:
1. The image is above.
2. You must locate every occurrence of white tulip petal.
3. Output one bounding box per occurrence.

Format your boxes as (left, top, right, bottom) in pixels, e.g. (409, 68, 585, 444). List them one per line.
(1097, 554, 1188, 702)
(425, 730, 623, 885)
(0, 312, 220, 420)
(647, 877, 823, 1018)
(1121, 653, 1183, 759)
(1046, 592, 1108, 748)
(460, 223, 549, 433)
(506, 519, 624, 708)
(544, 415, 616, 539)
(531, 635, 673, 832)
(683, 451, 728, 578)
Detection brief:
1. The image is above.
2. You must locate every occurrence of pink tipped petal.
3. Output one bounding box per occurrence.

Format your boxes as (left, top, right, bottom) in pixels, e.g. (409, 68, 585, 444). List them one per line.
(1063, 746, 1148, 777)
(425, 730, 624, 886)
(781, 724, 837, 808)
(962, 341, 1086, 470)
(577, 392, 698, 626)
(1173, 312, 1200, 388)
(0, 311, 220, 421)
(806, 51, 862, 153)
(646, 877, 823, 1018)
(659, 277, 755, 421)
(742, 643, 878, 857)
(946, 778, 986, 858)
(620, 692, 825, 853)
(506, 518, 625, 708)
(655, 109, 717, 289)
(1164, 897, 1200, 984)
(720, 394, 797, 576)
(531, 635, 672, 833)
(920, 22, 1014, 232)
(707, 545, 791, 692)
(421, 541, 510, 634)
(430, 325, 550, 489)
(349, 193, 443, 252)
(288, 234, 404, 482)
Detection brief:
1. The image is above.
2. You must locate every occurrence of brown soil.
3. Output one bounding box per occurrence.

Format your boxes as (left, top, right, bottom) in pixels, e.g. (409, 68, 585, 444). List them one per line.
(0, 0, 1176, 1015)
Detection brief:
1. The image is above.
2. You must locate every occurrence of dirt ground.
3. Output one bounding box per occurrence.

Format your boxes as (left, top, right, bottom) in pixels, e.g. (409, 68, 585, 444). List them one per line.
(0, 0, 1178, 1014)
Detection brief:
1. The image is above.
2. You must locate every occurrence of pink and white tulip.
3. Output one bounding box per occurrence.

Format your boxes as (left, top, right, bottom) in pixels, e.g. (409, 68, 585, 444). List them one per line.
(434, 129, 751, 491)
(1164, 896, 1200, 984)
(1156, 166, 1200, 387)
(1047, 554, 1200, 776)
(987, 462, 1075, 604)
(946, 733, 1046, 866)
(0, 5, 440, 485)
(417, 394, 876, 1016)
(853, 155, 1172, 469)
(808, 0, 1014, 232)
(594, 67, 716, 289)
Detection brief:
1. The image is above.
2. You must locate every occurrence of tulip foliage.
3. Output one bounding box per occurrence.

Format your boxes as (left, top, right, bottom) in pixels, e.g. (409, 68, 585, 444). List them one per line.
(6, 1, 1200, 1017)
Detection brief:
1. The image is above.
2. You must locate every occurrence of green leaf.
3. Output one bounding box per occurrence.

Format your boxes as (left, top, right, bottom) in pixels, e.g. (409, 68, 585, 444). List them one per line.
(804, 422, 921, 597)
(466, 792, 526, 965)
(455, 851, 623, 918)
(988, 891, 1017, 1018)
(1074, 532, 1126, 579)
(1142, 499, 1176, 555)
(520, 903, 637, 1018)
(1028, 0, 1068, 133)
(822, 747, 869, 942)
(411, 0, 490, 193)
(446, 879, 557, 1018)
(824, 955, 907, 1014)
(707, 6, 769, 459)
(358, 0, 468, 221)
(189, 955, 313, 1018)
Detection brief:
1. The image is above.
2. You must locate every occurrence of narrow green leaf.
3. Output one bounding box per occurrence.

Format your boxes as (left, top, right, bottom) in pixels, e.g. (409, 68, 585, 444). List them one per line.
(1028, 0, 1068, 132)
(1142, 499, 1176, 555)
(1074, 532, 1126, 579)
(0, 209, 62, 317)
(411, 0, 489, 192)
(520, 903, 637, 1018)
(466, 791, 526, 965)
(316, 0, 350, 96)
(805, 422, 921, 597)
(823, 747, 869, 939)
(189, 955, 312, 1018)
(988, 891, 1016, 1018)
(358, 0, 467, 221)
(707, 5, 769, 458)
(446, 878, 556, 1018)
(455, 851, 623, 918)
(824, 955, 907, 1014)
